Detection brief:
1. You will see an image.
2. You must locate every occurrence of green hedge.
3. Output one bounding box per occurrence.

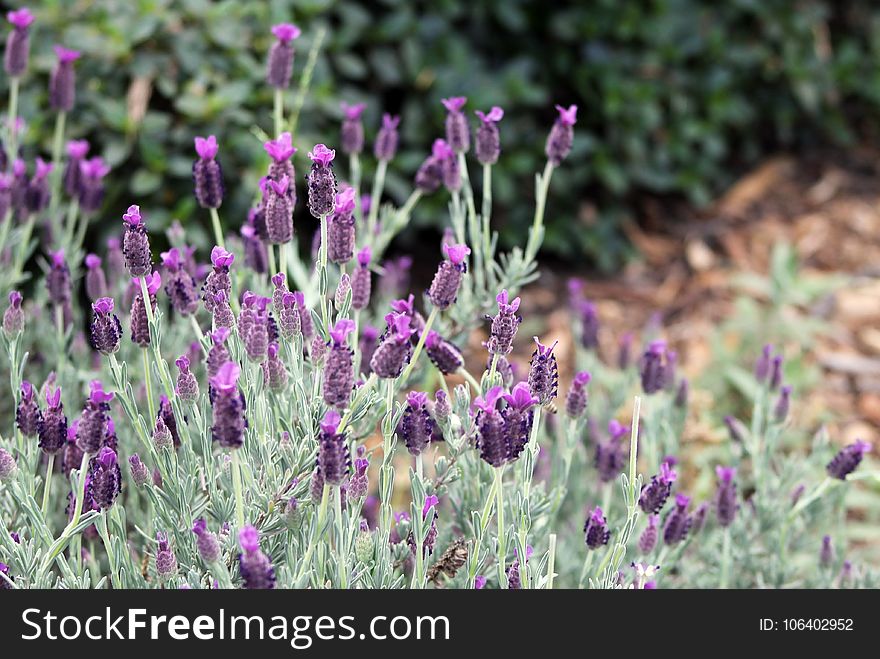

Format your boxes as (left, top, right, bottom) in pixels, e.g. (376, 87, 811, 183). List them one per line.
(5, 0, 879, 269)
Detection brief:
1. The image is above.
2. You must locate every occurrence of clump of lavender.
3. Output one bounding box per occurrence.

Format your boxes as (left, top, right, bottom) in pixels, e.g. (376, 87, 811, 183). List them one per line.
(474, 387, 507, 467)
(3, 290, 24, 336)
(130, 272, 161, 347)
(323, 319, 355, 408)
(714, 466, 738, 527)
(565, 371, 591, 419)
(327, 187, 356, 264)
(583, 507, 611, 550)
(38, 387, 67, 455)
(161, 248, 199, 315)
(16, 381, 41, 437)
(442, 97, 469, 153)
(239, 525, 276, 589)
(86, 447, 121, 510)
(5, 8, 35, 77)
(351, 246, 372, 311)
(428, 243, 470, 310)
(307, 144, 337, 218)
(663, 494, 693, 546)
(210, 363, 246, 449)
(486, 290, 521, 356)
(639, 461, 677, 514)
(501, 383, 539, 461)
(76, 382, 113, 454)
(266, 23, 300, 89)
(475, 106, 504, 165)
(397, 392, 437, 456)
(640, 339, 669, 395)
(528, 337, 558, 404)
(826, 441, 871, 480)
(193, 135, 224, 209)
(203, 247, 234, 313)
(424, 331, 464, 375)
(340, 102, 366, 155)
(89, 297, 122, 355)
(122, 205, 151, 277)
(370, 313, 415, 379)
(49, 46, 81, 112)
(317, 411, 350, 486)
(374, 113, 400, 162)
(545, 104, 577, 165)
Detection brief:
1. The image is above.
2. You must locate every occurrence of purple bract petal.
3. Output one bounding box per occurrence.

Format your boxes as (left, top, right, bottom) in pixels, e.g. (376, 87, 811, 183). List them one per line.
(194, 135, 219, 160)
(308, 143, 336, 166)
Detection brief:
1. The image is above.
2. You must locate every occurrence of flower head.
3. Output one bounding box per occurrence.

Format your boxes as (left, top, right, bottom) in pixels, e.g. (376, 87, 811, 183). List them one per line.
(555, 104, 578, 126)
(308, 143, 336, 167)
(7, 8, 35, 28)
(194, 135, 219, 160)
(271, 23, 301, 43)
(264, 132, 296, 162)
(53, 45, 81, 63)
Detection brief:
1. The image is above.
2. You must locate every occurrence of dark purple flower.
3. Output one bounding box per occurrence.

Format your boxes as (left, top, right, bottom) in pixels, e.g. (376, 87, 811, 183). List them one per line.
(38, 387, 67, 455)
(486, 290, 521, 355)
(359, 325, 379, 375)
(161, 248, 199, 315)
(427, 243, 470, 310)
(691, 501, 709, 534)
(157, 395, 180, 449)
(414, 139, 447, 194)
(63, 139, 89, 197)
(370, 313, 415, 378)
(475, 106, 503, 165)
(595, 420, 628, 483)
(323, 319, 355, 408)
(4, 8, 35, 77)
(545, 104, 577, 165)
(239, 525, 276, 589)
(155, 532, 177, 580)
(424, 330, 463, 375)
(210, 363, 246, 449)
(826, 440, 871, 480)
(348, 457, 370, 501)
(46, 248, 71, 307)
(175, 355, 199, 402)
(639, 515, 660, 554)
(640, 340, 668, 395)
(0, 448, 17, 482)
(76, 381, 113, 454)
(639, 461, 678, 514)
(202, 246, 234, 312)
(724, 415, 746, 444)
(754, 344, 773, 383)
(129, 454, 149, 487)
(502, 383, 539, 461)
(351, 246, 372, 311)
(193, 135, 224, 209)
(24, 158, 52, 212)
(16, 381, 41, 437)
(241, 222, 268, 274)
(122, 205, 152, 277)
(774, 385, 792, 422)
(769, 355, 783, 391)
(266, 23, 300, 89)
(263, 175, 294, 244)
(528, 337, 558, 404)
(192, 518, 221, 565)
(3, 290, 24, 336)
(565, 371, 591, 419)
(584, 506, 611, 550)
(61, 421, 83, 476)
(262, 344, 288, 392)
(820, 535, 834, 568)
(307, 144, 337, 218)
(674, 379, 689, 409)
(474, 387, 507, 467)
(84, 253, 107, 300)
(662, 494, 692, 546)
(440, 141, 460, 192)
(714, 466, 738, 527)
(442, 96, 469, 153)
(89, 297, 122, 355)
(397, 392, 436, 456)
(374, 113, 400, 162)
(77, 157, 110, 213)
(86, 447, 121, 510)
(211, 291, 234, 329)
(340, 102, 366, 155)
(327, 187, 356, 264)
(130, 272, 160, 347)
(317, 410, 350, 485)
(276, 291, 300, 341)
(49, 45, 80, 112)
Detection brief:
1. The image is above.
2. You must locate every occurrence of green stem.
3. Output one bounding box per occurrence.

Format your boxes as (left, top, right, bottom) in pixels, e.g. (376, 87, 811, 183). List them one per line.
(495, 465, 506, 585)
(40, 454, 55, 517)
(720, 526, 732, 589)
(49, 111, 66, 245)
(142, 348, 156, 424)
(209, 207, 225, 249)
(579, 548, 595, 588)
(297, 483, 330, 583)
(334, 484, 348, 588)
(232, 449, 245, 529)
(546, 533, 557, 590)
(319, 212, 330, 331)
(398, 307, 439, 385)
(367, 158, 387, 241)
(525, 161, 555, 261)
(279, 242, 287, 281)
(273, 87, 284, 137)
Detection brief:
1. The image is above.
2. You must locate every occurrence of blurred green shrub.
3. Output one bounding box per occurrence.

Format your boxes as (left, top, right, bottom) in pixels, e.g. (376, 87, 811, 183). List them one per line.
(4, 0, 879, 269)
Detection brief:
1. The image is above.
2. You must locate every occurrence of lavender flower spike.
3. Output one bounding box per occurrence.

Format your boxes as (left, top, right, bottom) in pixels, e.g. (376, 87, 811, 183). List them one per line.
(545, 104, 577, 165)
(323, 319, 356, 408)
(327, 187, 356, 264)
(210, 362, 246, 449)
(122, 204, 151, 277)
(90, 297, 122, 355)
(565, 371, 591, 419)
(3, 290, 24, 336)
(370, 313, 415, 379)
(442, 96, 469, 153)
(266, 23, 301, 89)
(584, 506, 611, 550)
(307, 144, 338, 218)
(397, 391, 437, 456)
(15, 381, 41, 437)
(175, 356, 199, 402)
(155, 532, 177, 581)
(192, 518, 221, 565)
(826, 440, 871, 480)
(49, 45, 81, 112)
(639, 461, 678, 515)
(502, 382, 539, 461)
(351, 246, 372, 310)
(263, 175, 294, 244)
(374, 114, 400, 162)
(5, 8, 35, 77)
(193, 135, 224, 209)
(428, 243, 470, 309)
(474, 387, 507, 467)
(317, 410, 350, 485)
(239, 526, 276, 589)
(662, 494, 692, 546)
(528, 337, 559, 404)
(340, 102, 366, 155)
(640, 339, 668, 395)
(87, 447, 121, 510)
(38, 387, 67, 455)
(0, 447, 17, 482)
(424, 330, 464, 375)
(77, 156, 111, 213)
(714, 466, 738, 527)
(638, 515, 660, 554)
(486, 290, 521, 355)
(475, 106, 504, 165)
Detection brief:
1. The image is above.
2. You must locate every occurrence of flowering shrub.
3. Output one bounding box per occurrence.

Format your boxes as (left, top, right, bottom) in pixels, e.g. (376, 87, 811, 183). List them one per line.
(0, 12, 877, 590)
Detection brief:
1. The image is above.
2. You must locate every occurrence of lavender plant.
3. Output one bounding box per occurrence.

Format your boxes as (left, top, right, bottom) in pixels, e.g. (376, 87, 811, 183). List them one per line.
(0, 13, 877, 593)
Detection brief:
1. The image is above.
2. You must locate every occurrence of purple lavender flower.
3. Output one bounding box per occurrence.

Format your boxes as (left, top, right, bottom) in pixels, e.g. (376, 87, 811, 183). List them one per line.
(769, 354, 783, 391)
(826, 440, 871, 480)
(193, 135, 224, 209)
(545, 104, 577, 165)
(774, 385, 792, 422)
(348, 457, 370, 501)
(327, 187, 356, 264)
(755, 344, 773, 383)
(262, 344, 288, 392)
(724, 415, 746, 444)
(49, 45, 80, 112)
(77, 157, 110, 213)
(486, 290, 521, 355)
(414, 139, 448, 194)
(210, 362, 246, 449)
(157, 395, 180, 449)
(640, 340, 668, 395)
(307, 144, 337, 218)
(584, 506, 611, 550)
(192, 518, 221, 565)
(340, 102, 366, 155)
(528, 337, 558, 404)
(317, 411, 350, 485)
(595, 420, 628, 483)
(241, 294, 271, 363)
(351, 246, 372, 311)
(24, 158, 52, 212)
(266, 23, 300, 89)
(442, 97, 469, 153)
(475, 106, 504, 165)
(86, 447, 121, 510)
(427, 243, 470, 310)
(155, 532, 177, 580)
(239, 525, 276, 589)
(202, 246, 234, 312)
(241, 222, 268, 274)
(275, 291, 300, 341)
(323, 319, 355, 408)
(122, 205, 152, 277)
(264, 132, 297, 182)
(662, 494, 692, 546)
(63, 139, 89, 196)
(397, 392, 437, 456)
(4, 8, 35, 77)
(175, 355, 199, 402)
(161, 248, 199, 315)
(83, 254, 107, 301)
(61, 421, 83, 476)
(639, 461, 678, 514)
(38, 387, 67, 455)
(437, 139, 460, 192)
(389, 295, 425, 340)
(46, 248, 71, 311)
(15, 381, 41, 437)
(474, 575, 487, 589)
(424, 330, 464, 375)
(374, 113, 400, 162)
(293, 291, 314, 341)
(263, 175, 294, 244)
(502, 383, 539, 461)
(565, 371, 591, 418)
(639, 515, 660, 554)
(370, 313, 415, 378)
(0, 448, 17, 482)
(3, 290, 24, 336)
(820, 535, 834, 568)
(691, 501, 709, 534)
(130, 272, 160, 347)
(674, 379, 689, 409)
(76, 381, 113, 454)
(433, 390, 451, 426)
(714, 466, 738, 527)
(474, 387, 507, 467)
(129, 454, 149, 487)
(359, 325, 379, 375)
(89, 297, 122, 355)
